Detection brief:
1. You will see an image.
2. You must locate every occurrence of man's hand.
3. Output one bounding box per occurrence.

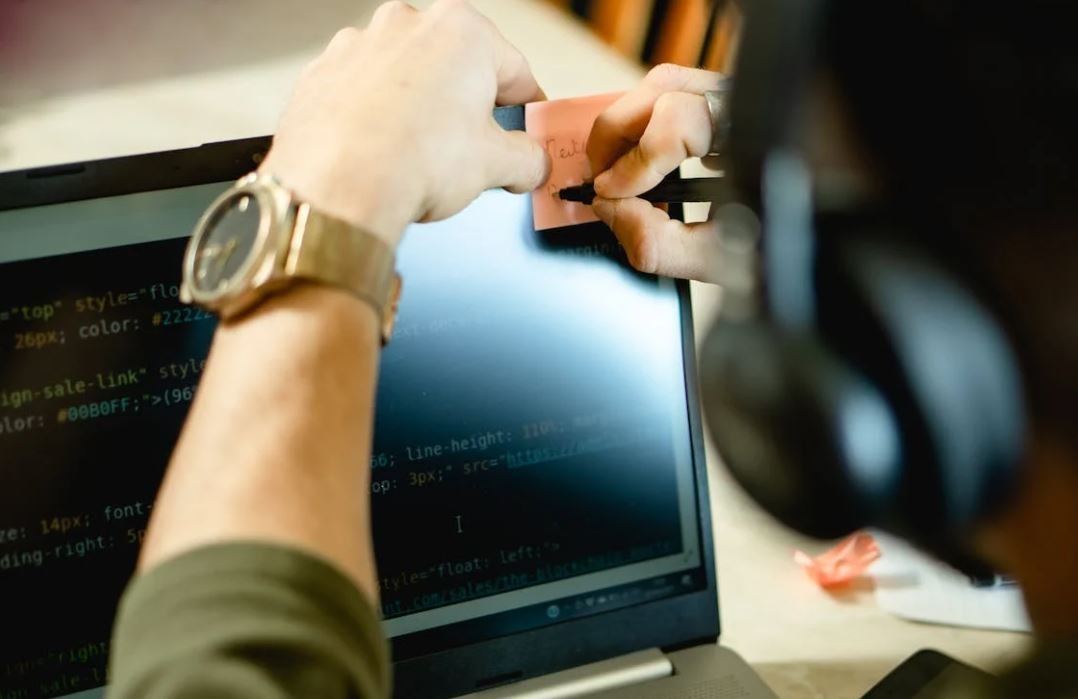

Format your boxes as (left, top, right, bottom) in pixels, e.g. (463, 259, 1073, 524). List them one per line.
(263, 0, 550, 246)
(586, 64, 723, 283)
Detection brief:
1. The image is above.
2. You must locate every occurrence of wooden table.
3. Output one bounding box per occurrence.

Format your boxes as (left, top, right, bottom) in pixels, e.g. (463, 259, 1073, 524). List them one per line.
(0, 1, 1030, 696)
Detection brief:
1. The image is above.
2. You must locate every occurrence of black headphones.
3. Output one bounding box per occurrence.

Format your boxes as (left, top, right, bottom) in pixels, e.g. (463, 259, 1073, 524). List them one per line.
(699, 0, 1028, 547)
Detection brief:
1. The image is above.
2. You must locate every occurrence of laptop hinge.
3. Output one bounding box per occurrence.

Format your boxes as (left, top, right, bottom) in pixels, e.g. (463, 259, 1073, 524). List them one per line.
(456, 648, 673, 699)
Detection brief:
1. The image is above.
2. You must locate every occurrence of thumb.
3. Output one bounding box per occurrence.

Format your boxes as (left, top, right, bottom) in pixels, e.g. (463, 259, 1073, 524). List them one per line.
(485, 128, 551, 194)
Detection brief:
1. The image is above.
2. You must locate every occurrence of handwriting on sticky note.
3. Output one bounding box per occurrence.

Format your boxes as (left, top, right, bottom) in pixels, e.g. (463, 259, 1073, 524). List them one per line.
(526, 92, 623, 231)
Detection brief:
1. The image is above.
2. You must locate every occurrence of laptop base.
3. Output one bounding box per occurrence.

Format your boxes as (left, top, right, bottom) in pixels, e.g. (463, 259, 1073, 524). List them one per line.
(462, 644, 778, 699)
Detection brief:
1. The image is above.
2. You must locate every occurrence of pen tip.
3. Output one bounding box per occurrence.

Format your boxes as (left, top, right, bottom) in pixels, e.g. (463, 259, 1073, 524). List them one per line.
(558, 186, 587, 203)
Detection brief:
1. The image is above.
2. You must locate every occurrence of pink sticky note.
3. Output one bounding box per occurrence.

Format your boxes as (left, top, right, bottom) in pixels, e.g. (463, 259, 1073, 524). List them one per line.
(526, 92, 623, 231)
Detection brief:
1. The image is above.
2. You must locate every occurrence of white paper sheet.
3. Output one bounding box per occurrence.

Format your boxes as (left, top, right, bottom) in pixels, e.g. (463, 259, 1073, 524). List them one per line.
(870, 531, 1031, 633)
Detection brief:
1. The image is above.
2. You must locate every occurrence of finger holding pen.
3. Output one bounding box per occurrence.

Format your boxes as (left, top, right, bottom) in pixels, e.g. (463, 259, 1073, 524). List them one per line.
(585, 64, 726, 282)
(587, 64, 718, 198)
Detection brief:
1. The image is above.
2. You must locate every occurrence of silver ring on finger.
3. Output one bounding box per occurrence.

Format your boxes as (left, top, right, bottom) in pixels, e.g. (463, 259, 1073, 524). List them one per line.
(704, 77, 734, 156)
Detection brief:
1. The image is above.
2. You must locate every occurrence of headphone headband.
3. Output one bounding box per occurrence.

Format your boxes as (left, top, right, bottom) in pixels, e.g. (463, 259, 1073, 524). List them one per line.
(728, 0, 827, 203)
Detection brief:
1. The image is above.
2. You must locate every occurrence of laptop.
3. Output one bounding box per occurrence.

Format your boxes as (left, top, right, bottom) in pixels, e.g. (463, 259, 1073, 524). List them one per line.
(0, 108, 777, 699)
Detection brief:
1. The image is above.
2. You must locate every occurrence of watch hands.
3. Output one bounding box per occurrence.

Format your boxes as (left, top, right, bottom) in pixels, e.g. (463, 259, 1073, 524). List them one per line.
(197, 238, 240, 289)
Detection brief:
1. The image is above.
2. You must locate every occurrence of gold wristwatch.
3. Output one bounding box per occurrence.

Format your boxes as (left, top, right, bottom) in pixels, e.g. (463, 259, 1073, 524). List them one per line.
(180, 172, 401, 344)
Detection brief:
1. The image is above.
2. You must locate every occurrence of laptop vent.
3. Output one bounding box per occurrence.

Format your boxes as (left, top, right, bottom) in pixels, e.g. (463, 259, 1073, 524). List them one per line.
(474, 670, 524, 690)
(674, 675, 753, 698)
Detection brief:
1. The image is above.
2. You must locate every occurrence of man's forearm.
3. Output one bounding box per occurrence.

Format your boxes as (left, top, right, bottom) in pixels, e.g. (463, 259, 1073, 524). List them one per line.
(131, 0, 552, 615)
(138, 284, 381, 602)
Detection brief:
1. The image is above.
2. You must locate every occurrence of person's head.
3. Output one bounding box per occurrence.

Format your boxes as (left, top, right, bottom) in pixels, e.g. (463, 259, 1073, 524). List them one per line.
(824, 0, 1078, 634)
(824, 0, 1078, 442)
(707, 0, 1078, 633)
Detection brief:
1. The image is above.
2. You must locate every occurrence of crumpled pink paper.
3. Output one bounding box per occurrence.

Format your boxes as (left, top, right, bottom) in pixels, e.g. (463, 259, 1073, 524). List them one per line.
(794, 531, 881, 588)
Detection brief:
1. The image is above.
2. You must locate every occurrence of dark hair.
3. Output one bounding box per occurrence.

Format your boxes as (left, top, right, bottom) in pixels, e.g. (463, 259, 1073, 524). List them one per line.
(823, 1, 1078, 441)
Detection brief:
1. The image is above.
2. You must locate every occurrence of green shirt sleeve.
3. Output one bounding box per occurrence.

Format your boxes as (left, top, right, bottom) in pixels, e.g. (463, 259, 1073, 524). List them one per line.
(107, 542, 391, 699)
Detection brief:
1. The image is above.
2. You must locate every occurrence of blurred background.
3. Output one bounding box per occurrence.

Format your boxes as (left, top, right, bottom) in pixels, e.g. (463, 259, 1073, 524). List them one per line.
(549, 0, 739, 72)
(0, 0, 739, 170)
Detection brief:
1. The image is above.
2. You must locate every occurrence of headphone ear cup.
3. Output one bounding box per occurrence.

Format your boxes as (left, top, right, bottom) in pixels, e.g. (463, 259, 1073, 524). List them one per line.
(819, 236, 1026, 537)
(700, 315, 902, 539)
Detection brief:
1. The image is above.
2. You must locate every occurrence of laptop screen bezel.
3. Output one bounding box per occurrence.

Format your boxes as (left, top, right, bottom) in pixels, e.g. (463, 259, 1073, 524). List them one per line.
(0, 108, 720, 698)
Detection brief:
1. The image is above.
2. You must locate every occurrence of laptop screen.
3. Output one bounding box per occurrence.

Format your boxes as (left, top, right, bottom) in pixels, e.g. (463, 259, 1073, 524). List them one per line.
(0, 177, 707, 697)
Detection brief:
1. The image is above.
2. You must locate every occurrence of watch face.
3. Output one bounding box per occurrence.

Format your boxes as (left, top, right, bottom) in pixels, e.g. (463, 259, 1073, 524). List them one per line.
(190, 191, 265, 297)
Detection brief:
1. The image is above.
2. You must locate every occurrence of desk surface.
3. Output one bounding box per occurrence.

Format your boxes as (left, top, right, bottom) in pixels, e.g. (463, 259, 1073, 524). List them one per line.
(0, 1, 1030, 696)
